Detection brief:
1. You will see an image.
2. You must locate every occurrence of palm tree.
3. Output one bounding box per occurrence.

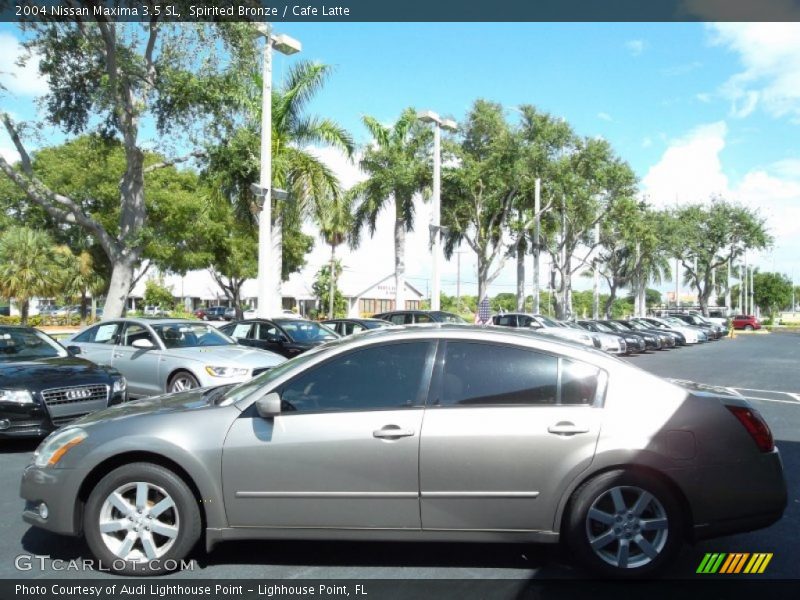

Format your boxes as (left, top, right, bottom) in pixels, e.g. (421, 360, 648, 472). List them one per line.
(351, 108, 432, 310)
(315, 192, 354, 318)
(205, 61, 354, 312)
(0, 227, 59, 324)
(55, 247, 107, 325)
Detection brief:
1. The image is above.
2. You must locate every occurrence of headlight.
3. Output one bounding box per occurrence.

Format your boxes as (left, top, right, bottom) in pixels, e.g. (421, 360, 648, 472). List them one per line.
(205, 366, 250, 378)
(34, 428, 87, 468)
(0, 389, 34, 404)
(112, 377, 127, 394)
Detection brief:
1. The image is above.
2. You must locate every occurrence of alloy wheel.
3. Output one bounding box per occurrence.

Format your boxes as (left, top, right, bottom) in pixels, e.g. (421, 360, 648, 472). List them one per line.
(585, 485, 669, 569)
(98, 481, 180, 562)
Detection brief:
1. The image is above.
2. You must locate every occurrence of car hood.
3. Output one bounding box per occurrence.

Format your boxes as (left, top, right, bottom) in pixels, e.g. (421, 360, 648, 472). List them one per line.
(73, 385, 234, 428)
(160, 344, 285, 367)
(0, 357, 114, 388)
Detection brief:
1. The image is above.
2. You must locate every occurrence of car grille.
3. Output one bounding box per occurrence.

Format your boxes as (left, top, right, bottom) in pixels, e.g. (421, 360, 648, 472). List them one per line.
(252, 367, 271, 377)
(41, 384, 109, 406)
(51, 413, 89, 427)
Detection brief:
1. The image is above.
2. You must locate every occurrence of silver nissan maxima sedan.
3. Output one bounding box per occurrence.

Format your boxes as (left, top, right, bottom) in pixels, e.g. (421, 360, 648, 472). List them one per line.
(21, 325, 786, 577)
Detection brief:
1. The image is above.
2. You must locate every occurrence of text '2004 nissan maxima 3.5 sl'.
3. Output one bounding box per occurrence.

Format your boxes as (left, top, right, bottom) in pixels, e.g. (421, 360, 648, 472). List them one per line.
(20, 325, 786, 577)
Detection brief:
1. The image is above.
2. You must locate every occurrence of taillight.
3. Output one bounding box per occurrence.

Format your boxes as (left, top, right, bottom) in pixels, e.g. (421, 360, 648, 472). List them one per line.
(727, 405, 774, 452)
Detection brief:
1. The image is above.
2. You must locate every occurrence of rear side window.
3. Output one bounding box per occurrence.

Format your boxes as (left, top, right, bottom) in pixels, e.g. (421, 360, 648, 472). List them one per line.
(439, 342, 558, 406)
(437, 342, 601, 407)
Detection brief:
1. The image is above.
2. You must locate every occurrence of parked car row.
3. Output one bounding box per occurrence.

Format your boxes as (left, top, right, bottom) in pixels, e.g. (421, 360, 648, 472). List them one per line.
(489, 312, 728, 356)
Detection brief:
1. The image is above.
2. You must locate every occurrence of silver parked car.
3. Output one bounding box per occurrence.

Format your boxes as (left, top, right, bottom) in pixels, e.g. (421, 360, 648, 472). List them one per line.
(65, 318, 285, 397)
(22, 325, 786, 577)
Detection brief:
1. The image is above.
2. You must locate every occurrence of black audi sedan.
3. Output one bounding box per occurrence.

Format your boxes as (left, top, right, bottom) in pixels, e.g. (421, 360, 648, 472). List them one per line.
(0, 326, 127, 438)
(321, 317, 391, 337)
(218, 318, 340, 358)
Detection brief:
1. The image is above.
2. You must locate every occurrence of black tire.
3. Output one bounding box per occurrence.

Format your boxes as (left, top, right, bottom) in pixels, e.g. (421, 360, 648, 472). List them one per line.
(168, 371, 200, 393)
(83, 462, 201, 576)
(565, 469, 684, 578)
(744, 324, 754, 331)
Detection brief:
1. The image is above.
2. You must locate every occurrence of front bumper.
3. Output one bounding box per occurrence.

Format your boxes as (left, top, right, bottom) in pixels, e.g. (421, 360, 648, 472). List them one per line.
(20, 465, 83, 536)
(1, 390, 127, 439)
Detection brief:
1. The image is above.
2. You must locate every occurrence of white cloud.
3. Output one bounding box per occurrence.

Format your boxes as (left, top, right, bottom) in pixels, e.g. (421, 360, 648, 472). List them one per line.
(642, 121, 729, 206)
(642, 120, 800, 274)
(0, 33, 48, 96)
(625, 39, 645, 57)
(707, 23, 800, 122)
(695, 92, 713, 103)
(597, 112, 612, 122)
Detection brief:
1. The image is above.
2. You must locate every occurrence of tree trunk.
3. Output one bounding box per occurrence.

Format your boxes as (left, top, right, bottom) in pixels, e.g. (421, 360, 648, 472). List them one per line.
(80, 292, 88, 326)
(516, 238, 525, 311)
(104, 253, 138, 319)
(329, 244, 336, 319)
(394, 213, 406, 310)
(604, 284, 617, 319)
(20, 299, 29, 326)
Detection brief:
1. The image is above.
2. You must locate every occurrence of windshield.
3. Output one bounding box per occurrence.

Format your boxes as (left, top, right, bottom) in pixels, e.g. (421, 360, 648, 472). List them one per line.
(536, 315, 561, 327)
(278, 320, 338, 343)
(364, 320, 390, 329)
(0, 327, 67, 361)
(625, 321, 648, 331)
(152, 322, 235, 348)
(603, 321, 628, 333)
(592, 322, 615, 333)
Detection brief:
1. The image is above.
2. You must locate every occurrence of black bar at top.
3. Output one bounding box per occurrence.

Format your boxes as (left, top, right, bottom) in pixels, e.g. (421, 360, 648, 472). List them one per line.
(2, 0, 800, 23)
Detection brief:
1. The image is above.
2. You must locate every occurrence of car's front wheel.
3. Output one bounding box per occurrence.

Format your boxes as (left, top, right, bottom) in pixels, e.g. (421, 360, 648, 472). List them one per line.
(565, 469, 684, 578)
(168, 371, 200, 393)
(745, 324, 754, 331)
(83, 462, 201, 575)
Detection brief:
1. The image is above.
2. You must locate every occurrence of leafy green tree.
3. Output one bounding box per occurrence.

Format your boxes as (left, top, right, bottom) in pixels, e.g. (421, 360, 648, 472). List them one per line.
(0, 227, 59, 324)
(442, 100, 543, 303)
(662, 199, 771, 316)
(54, 247, 106, 325)
(316, 193, 354, 319)
(752, 272, 793, 317)
(143, 279, 175, 311)
(352, 108, 432, 311)
(491, 293, 518, 313)
(204, 201, 259, 320)
(539, 135, 638, 319)
(312, 262, 347, 318)
(1, 16, 258, 318)
(205, 61, 354, 305)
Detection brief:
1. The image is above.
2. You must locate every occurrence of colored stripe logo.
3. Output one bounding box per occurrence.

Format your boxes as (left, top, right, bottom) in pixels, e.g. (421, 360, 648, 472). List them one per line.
(697, 553, 773, 574)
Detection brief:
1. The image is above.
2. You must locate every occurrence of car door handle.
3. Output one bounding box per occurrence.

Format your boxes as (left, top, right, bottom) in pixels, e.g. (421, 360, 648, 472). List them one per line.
(113, 353, 123, 358)
(547, 422, 590, 436)
(373, 425, 415, 439)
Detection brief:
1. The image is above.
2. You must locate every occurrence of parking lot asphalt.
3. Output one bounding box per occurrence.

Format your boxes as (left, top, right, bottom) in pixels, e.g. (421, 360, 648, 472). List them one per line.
(0, 332, 798, 583)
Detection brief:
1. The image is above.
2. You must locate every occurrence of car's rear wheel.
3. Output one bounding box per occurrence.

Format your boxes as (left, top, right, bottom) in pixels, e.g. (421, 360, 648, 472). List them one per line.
(168, 371, 200, 393)
(565, 470, 684, 578)
(83, 463, 201, 575)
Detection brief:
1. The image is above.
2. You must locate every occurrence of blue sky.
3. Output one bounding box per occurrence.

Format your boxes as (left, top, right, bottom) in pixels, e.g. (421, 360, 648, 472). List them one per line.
(2, 22, 799, 303)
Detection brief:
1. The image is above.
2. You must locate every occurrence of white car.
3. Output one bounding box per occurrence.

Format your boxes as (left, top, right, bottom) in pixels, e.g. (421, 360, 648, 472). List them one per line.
(642, 316, 706, 344)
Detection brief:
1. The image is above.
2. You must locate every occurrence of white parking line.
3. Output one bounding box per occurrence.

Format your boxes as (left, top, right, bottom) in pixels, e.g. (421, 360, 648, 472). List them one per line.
(738, 395, 800, 405)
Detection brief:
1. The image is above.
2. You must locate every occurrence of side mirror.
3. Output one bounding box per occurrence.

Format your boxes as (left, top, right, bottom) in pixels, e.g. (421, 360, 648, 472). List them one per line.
(255, 392, 281, 418)
(66, 345, 82, 356)
(132, 338, 155, 350)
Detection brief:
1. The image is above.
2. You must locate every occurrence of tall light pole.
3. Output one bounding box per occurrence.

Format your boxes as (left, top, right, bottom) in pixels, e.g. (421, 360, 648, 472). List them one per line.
(418, 111, 457, 311)
(252, 24, 301, 318)
(532, 178, 541, 314)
